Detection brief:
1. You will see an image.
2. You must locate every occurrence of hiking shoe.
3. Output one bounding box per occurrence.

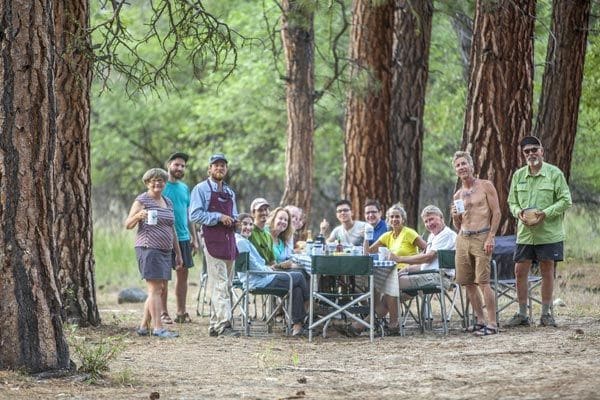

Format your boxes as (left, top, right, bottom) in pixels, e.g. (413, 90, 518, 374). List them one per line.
(540, 314, 557, 327)
(505, 313, 531, 327)
(386, 326, 401, 337)
(152, 328, 179, 338)
(136, 327, 149, 336)
(209, 327, 219, 337)
(219, 327, 241, 338)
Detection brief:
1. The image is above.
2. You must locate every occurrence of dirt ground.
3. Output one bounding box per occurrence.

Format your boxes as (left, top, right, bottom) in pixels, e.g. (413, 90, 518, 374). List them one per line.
(2, 265, 600, 400)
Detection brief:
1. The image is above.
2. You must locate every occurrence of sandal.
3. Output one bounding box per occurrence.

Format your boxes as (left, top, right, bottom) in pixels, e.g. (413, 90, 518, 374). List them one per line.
(160, 312, 174, 324)
(464, 323, 485, 333)
(473, 325, 499, 336)
(174, 313, 192, 324)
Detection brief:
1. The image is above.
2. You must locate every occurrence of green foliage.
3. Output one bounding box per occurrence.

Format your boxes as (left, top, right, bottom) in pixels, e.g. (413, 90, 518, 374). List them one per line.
(564, 206, 600, 262)
(68, 327, 126, 384)
(93, 226, 140, 291)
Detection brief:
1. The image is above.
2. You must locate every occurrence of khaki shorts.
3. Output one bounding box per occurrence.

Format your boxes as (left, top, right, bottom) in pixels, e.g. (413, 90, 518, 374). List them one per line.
(455, 233, 491, 285)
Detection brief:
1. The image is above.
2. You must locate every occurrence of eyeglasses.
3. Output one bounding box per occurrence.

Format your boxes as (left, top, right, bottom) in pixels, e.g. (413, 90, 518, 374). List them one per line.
(523, 147, 540, 155)
(336, 208, 351, 213)
(365, 210, 379, 215)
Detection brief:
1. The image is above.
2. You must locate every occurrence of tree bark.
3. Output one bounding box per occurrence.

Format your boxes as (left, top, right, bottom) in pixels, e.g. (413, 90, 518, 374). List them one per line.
(343, 0, 395, 217)
(53, 0, 100, 327)
(533, 0, 591, 181)
(0, 0, 71, 372)
(389, 0, 433, 228)
(462, 0, 536, 235)
(280, 0, 315, 221)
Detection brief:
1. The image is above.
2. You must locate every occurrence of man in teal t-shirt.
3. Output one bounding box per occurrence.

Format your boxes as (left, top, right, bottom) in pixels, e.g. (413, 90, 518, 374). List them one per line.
(506, 136, 572, 328)
(162, 152, 198, 324)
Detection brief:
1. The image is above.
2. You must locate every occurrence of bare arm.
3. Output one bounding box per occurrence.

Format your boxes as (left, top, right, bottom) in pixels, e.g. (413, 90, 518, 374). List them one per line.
(393, 250, 436, 265)
(125, 200, 146, 230)
(483, 180, 501, 255)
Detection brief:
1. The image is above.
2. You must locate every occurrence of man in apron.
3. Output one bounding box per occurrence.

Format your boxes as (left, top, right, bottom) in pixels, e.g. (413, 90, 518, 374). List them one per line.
(190, 153, 239, 337)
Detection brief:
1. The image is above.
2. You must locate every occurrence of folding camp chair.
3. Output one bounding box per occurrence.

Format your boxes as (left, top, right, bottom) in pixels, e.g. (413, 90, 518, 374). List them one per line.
(308, 255, 375, 342)
(398, 268, 450, 335)
(491, 235, 542, 323)
(195, 240, 209, 318)
(230, 252, 294, 336)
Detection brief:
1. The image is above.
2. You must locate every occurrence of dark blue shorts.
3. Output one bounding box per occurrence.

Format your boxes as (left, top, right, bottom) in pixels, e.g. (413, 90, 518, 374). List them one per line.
(172, 240, 195, 269)
(514, 241, 563, 263)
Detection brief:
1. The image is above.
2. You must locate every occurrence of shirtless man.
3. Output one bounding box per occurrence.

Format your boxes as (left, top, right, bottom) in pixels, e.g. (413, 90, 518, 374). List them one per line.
(451, 151, 501, 336)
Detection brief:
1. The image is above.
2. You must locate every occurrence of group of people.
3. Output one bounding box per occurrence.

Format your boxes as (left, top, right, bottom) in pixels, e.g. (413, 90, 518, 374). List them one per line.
(125, 134, 572, 339)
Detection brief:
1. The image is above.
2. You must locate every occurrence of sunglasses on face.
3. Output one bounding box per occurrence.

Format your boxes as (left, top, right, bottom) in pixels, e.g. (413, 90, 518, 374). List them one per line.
(336, 208, 351, 214)
(365, 210, 379, 215)
(523, 147, 540, 155)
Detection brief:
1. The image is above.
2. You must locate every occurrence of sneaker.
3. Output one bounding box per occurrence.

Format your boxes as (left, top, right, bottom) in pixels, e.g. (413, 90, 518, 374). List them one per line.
(136, 327, 149, 336)
(209, 327, 219, 337)
(152, 328, 179, 338)
(505, 313, 531, 327)
(385, 326, 401, 337)
(219, 327, 241, 338)
(540, 314, 557, 327)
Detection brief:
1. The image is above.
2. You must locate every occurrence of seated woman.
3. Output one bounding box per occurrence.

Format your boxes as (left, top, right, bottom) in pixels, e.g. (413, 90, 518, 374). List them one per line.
(363, 204, 427, 335)
(268, 206, 294, 263)
(235, 213, 309, 337)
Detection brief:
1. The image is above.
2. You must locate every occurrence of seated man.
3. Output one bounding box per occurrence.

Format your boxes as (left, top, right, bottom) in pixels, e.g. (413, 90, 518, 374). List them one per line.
(248, 197, 275, 264)
(235, 213, 309, 337)
(319, 199, 367, 246)
(394, 205, 457, 291)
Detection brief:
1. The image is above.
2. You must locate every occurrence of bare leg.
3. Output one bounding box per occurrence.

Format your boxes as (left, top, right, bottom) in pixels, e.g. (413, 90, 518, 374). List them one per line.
(480, 283, 497, 327)
(175, 268, 189, 315)
(384, 295, 399, 327)
(465, 284, 485, 324)
(145, 279, 165, 331)
(539, 260, 555, 305)
(161, 280, 169, 318)
(514, 260, 532, 306)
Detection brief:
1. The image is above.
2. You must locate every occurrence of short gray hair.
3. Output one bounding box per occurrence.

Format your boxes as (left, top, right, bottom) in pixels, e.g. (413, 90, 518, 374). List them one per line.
(142, 168, 168, 184)
(386, 203, 407, 223)
(453, 151, 474, 167)
(421, 205, 444, 219)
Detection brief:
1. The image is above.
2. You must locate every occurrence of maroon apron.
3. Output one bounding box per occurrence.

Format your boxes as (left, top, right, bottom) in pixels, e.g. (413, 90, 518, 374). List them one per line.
(202, 180, 238, 260)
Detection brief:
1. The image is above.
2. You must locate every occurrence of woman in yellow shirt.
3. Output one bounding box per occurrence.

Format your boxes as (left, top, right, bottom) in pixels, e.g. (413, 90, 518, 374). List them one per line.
(365, 205, 426, 335)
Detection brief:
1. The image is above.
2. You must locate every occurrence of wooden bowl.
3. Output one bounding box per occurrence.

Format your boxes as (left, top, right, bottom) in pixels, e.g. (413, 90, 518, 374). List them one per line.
(522, 208, 542, 226)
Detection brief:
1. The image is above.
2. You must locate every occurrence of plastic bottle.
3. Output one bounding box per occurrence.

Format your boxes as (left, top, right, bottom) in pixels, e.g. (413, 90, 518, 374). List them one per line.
(305, 230, 314, 255)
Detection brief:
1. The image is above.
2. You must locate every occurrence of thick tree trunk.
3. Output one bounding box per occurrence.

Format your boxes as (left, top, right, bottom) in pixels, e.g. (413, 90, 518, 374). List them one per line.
(54, 0, 100, 327)
(534, 0, 591, 181)
(343, 0, 394, 216)
(389, 0, 433, 228)
(462, 0, 536, 235)
(0, 0, 71, 372)
(280, 0, 315, 220)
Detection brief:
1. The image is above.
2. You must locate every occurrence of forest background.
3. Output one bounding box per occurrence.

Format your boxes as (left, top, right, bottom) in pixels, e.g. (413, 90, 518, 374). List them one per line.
(91, 0, 600, 232)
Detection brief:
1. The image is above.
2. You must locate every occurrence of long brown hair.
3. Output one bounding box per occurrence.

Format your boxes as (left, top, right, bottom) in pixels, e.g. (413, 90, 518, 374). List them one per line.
(267, 207, 294, 243)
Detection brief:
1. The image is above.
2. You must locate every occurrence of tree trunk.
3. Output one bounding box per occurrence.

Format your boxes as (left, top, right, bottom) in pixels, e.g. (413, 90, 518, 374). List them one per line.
(53, 0, 100, 327)
(389, 0, 433, 228)
(534, 0, 591, 181)
(280, 0, 315, 221)
(343, 0, 394, 217)
(0, 0, 71, 372)
(462, 0, 536, 235)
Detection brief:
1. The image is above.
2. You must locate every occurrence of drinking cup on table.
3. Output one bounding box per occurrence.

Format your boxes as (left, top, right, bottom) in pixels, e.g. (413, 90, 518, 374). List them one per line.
(378, 247, 390, 261)
(453, 199, 465, 214)
(147, 209, 158, 225)
(364, 225, 374, 241)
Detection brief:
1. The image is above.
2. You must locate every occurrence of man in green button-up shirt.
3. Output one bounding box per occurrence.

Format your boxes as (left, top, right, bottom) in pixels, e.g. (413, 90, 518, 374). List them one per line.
(506, 136, 572, 328)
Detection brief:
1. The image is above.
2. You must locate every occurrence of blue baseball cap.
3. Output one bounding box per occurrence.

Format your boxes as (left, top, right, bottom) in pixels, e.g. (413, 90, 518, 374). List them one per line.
(209, 153, 228, 165)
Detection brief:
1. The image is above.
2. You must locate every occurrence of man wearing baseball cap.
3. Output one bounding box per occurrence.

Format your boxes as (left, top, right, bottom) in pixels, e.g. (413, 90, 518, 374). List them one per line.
(189, 153, 240, 337)
(162, 152, 198, 324)
(248, 197, 275, 264)
(506, 136, 572, 328)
